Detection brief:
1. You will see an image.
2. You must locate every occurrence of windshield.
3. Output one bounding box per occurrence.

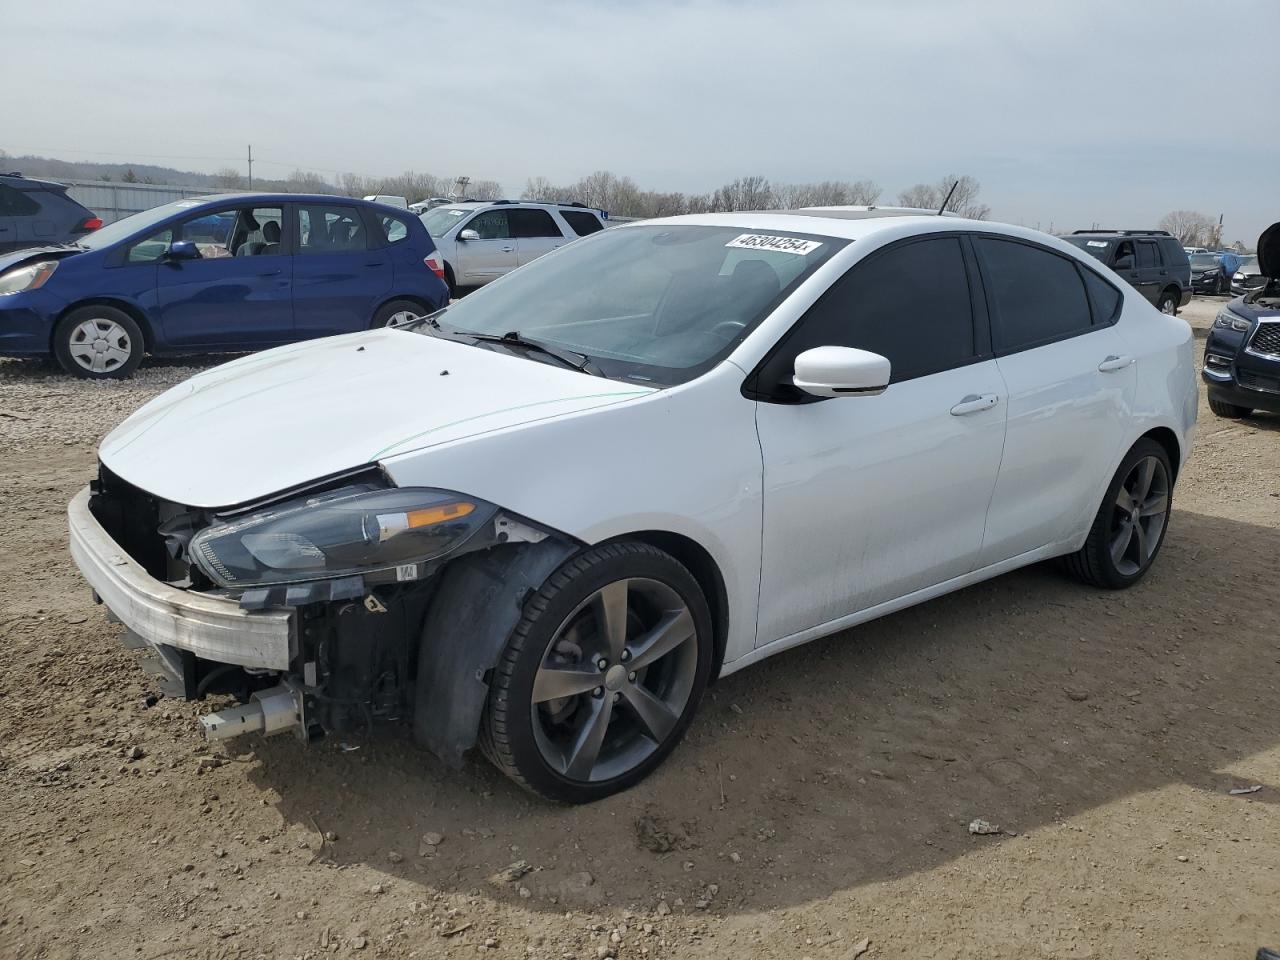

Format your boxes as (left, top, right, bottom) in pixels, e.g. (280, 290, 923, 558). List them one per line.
(1062, 236, 1111, 262)
(421, 206, 473, 237)
(1190, 253, 1219, 267)
(413, 224, 845, 386)
(74, 199, 209, 250)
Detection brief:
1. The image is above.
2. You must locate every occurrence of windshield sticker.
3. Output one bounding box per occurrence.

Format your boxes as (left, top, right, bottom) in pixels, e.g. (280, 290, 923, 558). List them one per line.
(726, 234, 823, 255)
(1086, 240, 1108, 248)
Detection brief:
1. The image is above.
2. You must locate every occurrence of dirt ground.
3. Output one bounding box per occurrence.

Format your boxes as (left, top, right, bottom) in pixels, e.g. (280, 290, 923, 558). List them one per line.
(1, 297, 1277, 960)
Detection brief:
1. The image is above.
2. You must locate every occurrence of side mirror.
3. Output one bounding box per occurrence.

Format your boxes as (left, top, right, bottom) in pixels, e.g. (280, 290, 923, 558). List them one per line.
(458, 229, 480, 242)
(165, 240, 201, 261)
(1113, 254, 1135, 271)
(793, 346, 890, 399)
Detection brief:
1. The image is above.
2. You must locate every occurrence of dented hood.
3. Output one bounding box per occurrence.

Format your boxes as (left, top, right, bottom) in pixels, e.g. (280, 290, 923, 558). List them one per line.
(99, 329, 654, 508)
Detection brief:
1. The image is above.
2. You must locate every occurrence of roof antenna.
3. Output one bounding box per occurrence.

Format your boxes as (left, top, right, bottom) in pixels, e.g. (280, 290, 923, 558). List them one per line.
(937, 180, 959, 216)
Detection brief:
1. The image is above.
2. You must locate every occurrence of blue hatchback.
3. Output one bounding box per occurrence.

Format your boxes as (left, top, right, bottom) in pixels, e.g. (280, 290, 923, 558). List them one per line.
(0, 193, 449, 378)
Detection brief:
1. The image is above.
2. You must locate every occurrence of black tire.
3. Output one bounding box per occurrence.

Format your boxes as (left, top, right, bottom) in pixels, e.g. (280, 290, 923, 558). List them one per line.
(480, 541, 712, 803)
(53, 305, 144, 379)
(371, 298, 424, 329)
(1062, 438, 1173, 590)
(1208, 395, 1252, 419)
(443, 263, 457, 300)
(1156, 289, 1179, 315)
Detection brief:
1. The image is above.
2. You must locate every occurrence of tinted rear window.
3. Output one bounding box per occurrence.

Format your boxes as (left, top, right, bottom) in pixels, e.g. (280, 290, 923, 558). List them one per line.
(0, 183, 40, 216)
(509, 208, 563, 238)
(975, 237, 1092, 353)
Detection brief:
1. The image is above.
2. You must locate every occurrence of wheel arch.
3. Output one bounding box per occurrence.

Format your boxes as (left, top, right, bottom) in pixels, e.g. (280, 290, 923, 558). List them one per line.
(1140, 425, 1182, 483)
(55, 298, 156, 352)
(373, 293, 433, 322)
(602, 529, 730, 682)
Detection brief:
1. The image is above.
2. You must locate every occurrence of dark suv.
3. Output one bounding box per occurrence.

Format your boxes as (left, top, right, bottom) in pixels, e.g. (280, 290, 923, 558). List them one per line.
(1060, 229, 1191, 315)
(1202, 222, 1280, 418)
(0, 173, 102, 253)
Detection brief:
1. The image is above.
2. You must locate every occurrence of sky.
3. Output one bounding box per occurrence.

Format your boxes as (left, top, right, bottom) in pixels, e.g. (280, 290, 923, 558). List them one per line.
(4, 0, 1278, 244)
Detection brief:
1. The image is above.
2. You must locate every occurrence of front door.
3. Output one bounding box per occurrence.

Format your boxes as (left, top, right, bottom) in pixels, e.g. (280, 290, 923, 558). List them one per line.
(292, 203, 391, 338)
(153, 204, 294, 349)
(971, 236, 1137, 565)
(454, 209, 517, 284)
(753, 235, 1007, 647)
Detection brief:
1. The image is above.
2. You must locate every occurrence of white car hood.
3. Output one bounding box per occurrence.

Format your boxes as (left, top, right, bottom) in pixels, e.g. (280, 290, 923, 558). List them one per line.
(99, 329, 654, 508)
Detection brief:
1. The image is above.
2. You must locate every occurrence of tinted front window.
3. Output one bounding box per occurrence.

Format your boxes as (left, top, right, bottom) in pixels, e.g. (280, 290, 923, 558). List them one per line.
(561, 210, 605, 236)
(466, 210, 511, 240)
(509, 208, 562, 238)
(975, 237, 1092, 353)
(415, 225, 844, 385)
(757, 237, 976, 392)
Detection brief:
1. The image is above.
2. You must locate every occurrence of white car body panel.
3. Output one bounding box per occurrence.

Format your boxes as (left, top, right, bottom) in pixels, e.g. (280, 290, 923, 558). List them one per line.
(90, 211, 1197, 678)
(99, 329, 653, 508)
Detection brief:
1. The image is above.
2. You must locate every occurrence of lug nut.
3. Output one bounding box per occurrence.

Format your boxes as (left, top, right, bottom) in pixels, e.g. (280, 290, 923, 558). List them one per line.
(592, 687, 604, 698)
(628, 672, 636, 682)
(620, 649, 632, 663)
(613, 692, 621, 703)
(596, 657, 608, 670)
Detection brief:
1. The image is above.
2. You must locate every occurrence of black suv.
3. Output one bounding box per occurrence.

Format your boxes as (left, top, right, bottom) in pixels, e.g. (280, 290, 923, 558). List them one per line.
(0, 172, 102, 253)
(1060, 229, 1191, 315)
(1202, 222, 1280, 419)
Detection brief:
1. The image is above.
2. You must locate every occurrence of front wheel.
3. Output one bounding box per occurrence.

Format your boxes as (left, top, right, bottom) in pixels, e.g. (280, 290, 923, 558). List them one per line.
(1063, 438, 1173, 589)
(53, 306, 144, 379)
(1156, 290, 1179, 315)
(481, 542, 712, 803)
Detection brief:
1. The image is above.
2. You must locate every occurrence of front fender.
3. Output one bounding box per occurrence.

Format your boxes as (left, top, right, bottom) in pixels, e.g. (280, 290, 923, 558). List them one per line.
(412, 537, 579, 766)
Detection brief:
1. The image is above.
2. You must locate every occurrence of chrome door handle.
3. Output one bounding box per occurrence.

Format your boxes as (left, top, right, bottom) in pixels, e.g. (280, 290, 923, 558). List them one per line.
(501, 246, 514, 252)
(950, 393, 1000, 416)
(1097, 354, 1134, 372)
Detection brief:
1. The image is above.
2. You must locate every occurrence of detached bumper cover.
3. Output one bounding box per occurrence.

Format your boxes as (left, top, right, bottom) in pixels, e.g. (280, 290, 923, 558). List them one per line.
(67, 487, 294, 670)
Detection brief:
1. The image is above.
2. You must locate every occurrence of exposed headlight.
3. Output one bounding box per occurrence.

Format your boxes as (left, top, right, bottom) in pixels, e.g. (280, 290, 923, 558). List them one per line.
(1214, 310, 1251, 332)
(191, 484, 498, 588)
(0, 260, 58, 295)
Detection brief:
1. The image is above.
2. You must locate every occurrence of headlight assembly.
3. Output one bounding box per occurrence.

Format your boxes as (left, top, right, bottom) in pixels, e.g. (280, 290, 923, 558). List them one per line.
(1214, 310, 1251, 332)
(0, 260, 58, 295)
(191, 484, 498, 588)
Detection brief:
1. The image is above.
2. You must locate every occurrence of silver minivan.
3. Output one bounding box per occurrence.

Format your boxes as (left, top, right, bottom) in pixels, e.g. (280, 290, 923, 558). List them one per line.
(419, 200, 606, 294)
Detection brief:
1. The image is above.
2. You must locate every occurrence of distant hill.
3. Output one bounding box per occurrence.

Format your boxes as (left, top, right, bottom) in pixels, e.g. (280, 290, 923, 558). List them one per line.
(0, 152, 305, 192)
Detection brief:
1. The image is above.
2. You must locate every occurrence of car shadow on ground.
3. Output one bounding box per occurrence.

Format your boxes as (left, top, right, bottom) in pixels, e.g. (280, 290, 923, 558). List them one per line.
(250, 507, 1279, 914)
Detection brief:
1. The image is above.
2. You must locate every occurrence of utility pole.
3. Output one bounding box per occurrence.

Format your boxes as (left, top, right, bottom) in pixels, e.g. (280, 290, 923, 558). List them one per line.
(247, 144, 253, 189)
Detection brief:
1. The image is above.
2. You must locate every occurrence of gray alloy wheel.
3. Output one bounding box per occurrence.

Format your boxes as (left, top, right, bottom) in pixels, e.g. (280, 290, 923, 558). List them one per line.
(67, 317, 133, 374)
(530, 577, 699, 783)
(385, 310, 417, 327)
(1108, 454, 1170, 577)
(1157, 291, 1178, 315)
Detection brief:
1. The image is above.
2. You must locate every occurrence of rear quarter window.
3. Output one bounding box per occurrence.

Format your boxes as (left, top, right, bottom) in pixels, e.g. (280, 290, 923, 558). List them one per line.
(0, 183, 40, 217)
(560, 210, 605, 236)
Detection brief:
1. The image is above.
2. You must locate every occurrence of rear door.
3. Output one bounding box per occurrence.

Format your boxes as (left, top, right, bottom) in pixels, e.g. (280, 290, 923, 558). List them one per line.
(973, 236, 1136, 566)
(1134, 239, 1164, 304)
(510, 207, 566, 265)
(454, 209, 517, 284)
(153, 204, 294, 349)
(291, 202, 392, 338)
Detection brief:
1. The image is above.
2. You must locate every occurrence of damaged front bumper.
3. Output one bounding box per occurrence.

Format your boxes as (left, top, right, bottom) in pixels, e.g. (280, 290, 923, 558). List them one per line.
(68, 486, 295, 670)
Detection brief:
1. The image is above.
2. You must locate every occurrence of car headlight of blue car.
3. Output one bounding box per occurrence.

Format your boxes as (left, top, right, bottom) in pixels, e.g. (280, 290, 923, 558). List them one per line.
(0, 260, 59, 295)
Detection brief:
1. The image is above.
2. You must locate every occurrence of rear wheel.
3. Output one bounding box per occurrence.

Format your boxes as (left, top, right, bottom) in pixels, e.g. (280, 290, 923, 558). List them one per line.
(371, 298, 423, 329)
(1063, 439, 1173, 589)
(1156, 289, 1179, 315)
(481, 542, 712, 803)
(53, 305, 144, 379)
(1208, 395, 1252, 419)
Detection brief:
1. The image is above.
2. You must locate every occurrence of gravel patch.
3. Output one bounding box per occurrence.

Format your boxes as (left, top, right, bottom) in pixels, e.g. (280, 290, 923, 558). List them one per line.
(0, 356, 230, 448)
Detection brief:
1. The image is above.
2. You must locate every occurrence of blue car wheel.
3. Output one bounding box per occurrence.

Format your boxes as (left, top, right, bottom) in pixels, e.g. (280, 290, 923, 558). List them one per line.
(54, 305, 145, 380)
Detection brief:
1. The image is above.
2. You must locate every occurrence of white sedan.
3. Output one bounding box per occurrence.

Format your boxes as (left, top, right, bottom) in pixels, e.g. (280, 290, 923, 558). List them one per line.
(69, 208, 1197, 802)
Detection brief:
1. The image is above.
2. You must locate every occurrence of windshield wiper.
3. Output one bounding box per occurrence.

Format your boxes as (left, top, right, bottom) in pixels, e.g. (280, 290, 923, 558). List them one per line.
(464, 330, 605, 377)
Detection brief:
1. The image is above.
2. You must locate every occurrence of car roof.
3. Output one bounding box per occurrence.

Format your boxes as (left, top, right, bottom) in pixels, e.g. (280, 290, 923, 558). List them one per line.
(622, 209, 1058, 246)
(189, 192, 407, 209)
(0, 172, 67, 190)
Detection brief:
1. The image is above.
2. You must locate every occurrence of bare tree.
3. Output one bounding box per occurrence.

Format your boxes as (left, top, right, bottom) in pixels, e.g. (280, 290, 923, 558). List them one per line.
(775, 179, 882, 208)
(1157, 210, 1214, 247)
(709, 175, 775, 212)
(523, 176, 569, 201)
(282, 168, 335, 193)
(897, 174, 989, 219)
(213, 167, 246, 189)
(467, 179, 505, 201)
